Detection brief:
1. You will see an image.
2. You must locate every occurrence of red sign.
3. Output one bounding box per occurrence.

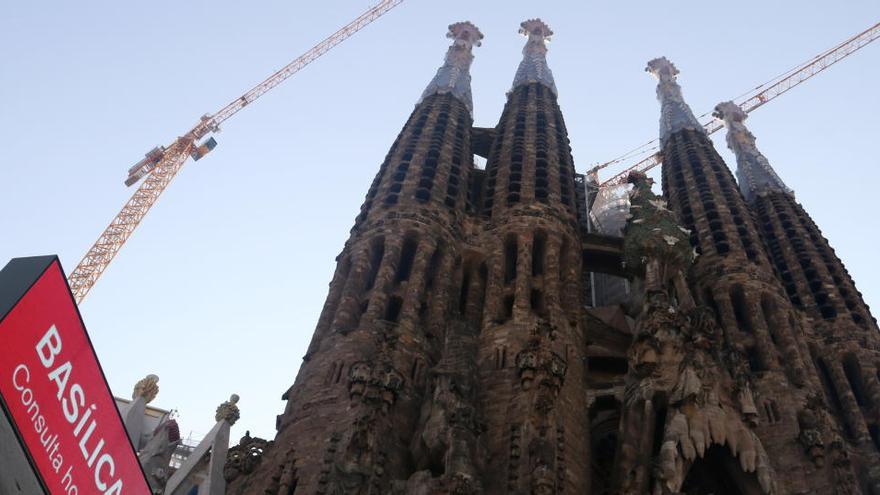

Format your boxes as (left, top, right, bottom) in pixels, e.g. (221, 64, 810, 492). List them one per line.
(0, 256, 150, 495)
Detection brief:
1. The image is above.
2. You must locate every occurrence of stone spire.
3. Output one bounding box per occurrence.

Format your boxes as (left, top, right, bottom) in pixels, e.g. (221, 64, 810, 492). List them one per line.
(645, 57, 705, 146)
(713, 101, 792, 201)
(511, 19, 558, 96)
(419, 21, 483, 116)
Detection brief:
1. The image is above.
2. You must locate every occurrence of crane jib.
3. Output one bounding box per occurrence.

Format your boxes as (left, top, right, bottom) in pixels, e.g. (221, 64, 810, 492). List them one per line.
(66, 0, 406, 303)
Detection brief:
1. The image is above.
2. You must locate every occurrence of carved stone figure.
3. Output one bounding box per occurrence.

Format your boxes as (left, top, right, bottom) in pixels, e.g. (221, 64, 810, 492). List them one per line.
(224, 431, 271, 483)
(132, 373, 160, 403)
(797, 404, 826, 468)
(138, 418, 180, 493)
(347, 360, 405, 412)
(515, 334, 567, 415)
(216, 393, 241, 425)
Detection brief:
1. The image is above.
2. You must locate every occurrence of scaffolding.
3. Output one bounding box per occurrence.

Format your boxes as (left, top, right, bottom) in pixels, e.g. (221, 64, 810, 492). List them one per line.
(589, 184, 631, 307)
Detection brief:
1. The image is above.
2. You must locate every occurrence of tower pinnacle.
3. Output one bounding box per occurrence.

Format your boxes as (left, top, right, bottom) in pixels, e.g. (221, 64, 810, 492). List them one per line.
(511, 19, 558, 96)
(645, 57, 705, 146)
(419, 21, 483, 115)
(713, 101, 792, 201)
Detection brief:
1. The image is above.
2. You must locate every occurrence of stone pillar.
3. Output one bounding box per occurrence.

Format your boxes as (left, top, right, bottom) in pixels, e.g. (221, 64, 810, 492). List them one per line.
(514, 233, 533, 319)
(483, 240, 505, 326)
(398, 239, 436, 330)
(331, 246, 372, 332)
(762, 296, 809, 385)
(364, 237, 403, 322)
(559, 236, 580, 320)
(166, 395, 239, 495)
(464, 261, 486, 328)
(314, 258, 350, 333)
(829, 362, 871, 442)
(544, 235, 562, 311)
(712, 288, 744, 345)
(746, 292, 780, 371)
(426, 249, 456, 342)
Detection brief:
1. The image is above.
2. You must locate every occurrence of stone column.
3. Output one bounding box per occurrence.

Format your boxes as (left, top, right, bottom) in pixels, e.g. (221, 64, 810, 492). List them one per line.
(483, 240, 505, 326)
(428, 249, 457, 341)
(544, 235, 562, 312)
(464, 261, 486, 328)
(829, 362, 871, 442)
(166, 395, 239, 495)
(762, 296, 808, 385)
(864, 365, 880, 414)
(307, 257, 350, 356)
(398, 239, 436, 330)
(364, 238, 403, 322)
(315, 257, 350, 332)
(331, 246, 372, 332)
(514, 232, 533, 319)
(746, 292, 780, 371)
(559, 236, 580, 320)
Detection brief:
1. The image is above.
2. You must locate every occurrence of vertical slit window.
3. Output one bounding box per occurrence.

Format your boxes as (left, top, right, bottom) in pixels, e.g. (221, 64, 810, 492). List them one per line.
(364, 239, 385, 291)
(395, 236, 418, 283)
(504, 236, 518, 286)
(384, 296, 403, 323)
(730, 285, 754, 334)
(532, 232, 546, 276)
(843, 355, 869, 407)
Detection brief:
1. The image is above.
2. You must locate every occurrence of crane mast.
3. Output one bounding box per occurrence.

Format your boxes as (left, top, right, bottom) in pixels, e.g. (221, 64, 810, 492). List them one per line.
(67, 0, 404, 304)
(595, 20, 880, 187)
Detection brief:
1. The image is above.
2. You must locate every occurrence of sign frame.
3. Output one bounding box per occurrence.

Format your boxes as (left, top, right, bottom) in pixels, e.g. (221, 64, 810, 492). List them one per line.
(0, 255, 150, 494)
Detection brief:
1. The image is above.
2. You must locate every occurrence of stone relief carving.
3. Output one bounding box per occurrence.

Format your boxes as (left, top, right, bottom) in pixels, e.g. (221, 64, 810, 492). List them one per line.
(347, 360, 405, 411)
(224, 431, 272, 483)
(515, 332, 567, 415)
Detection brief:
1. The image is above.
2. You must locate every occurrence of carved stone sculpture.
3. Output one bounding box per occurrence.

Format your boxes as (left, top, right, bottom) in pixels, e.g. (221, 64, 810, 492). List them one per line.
(216, 394, 241, 425)
(132, 373, 160, 403)
(138, 418, 180, 493)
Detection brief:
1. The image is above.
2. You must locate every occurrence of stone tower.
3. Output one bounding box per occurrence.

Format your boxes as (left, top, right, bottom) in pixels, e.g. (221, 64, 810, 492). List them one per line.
(224, 22, 880, 495)
(227, 21, 484, 494)
(476, 19, 590, 493)
(715, 100, 880, 491)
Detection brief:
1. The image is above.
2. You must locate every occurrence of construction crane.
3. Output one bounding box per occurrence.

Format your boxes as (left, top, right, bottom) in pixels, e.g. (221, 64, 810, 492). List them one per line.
(591, 20, 880, 187)
(66, 0, 405, 304)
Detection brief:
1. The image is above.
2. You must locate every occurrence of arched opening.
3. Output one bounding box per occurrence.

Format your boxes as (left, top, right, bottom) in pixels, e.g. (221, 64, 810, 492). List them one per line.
(364, 238, 385, 291)
(530, 289, 545, 316)
(680, 445, 764, 495)
(759, 294, 780, 346)
(730, 285, 754, 335)
(504, 235, 518, 286)
(458, 268, 471, 316)
(843, 354, 870, 408)
(395, 236, 418, 283)
(590, 395, 621, 495)
(532, 231, 546, 276)
(384, 296, 402, 323)
(813, 353, 852, 438)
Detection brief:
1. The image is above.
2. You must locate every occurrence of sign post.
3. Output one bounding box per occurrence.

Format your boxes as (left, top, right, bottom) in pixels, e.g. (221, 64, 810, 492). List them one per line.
(0, 256, 151, 495)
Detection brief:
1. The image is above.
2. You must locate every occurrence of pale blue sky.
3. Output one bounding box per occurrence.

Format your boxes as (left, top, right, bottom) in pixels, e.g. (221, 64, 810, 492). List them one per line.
(2, 1, 878, 441)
